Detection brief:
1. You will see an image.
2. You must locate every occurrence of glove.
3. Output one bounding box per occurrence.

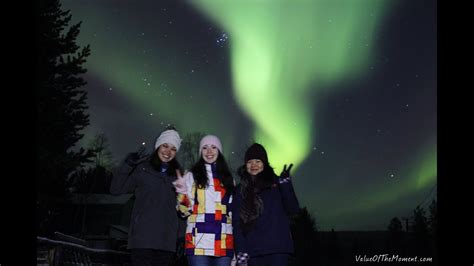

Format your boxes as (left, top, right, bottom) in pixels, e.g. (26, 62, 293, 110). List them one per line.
(124, 152, 142, 166)
(236, 252, 250, 265)
(172, 170, 188, 194)
(279, 163, 294, 178)
(124, 145, 148, 166)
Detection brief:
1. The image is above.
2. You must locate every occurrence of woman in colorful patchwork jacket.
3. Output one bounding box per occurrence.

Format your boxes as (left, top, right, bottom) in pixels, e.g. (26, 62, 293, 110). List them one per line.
(173, 135, 235, 266)
(232, 143, 300, 266)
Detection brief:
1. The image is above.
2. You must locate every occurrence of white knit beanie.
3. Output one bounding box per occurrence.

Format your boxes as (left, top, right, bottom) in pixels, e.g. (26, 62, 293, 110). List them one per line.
(199, 135, 222, 154)
(155, 129, 182, 151)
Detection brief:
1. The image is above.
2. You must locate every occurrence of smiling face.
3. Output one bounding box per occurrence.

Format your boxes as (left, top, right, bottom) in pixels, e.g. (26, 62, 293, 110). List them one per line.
(246, 159, 264, 176)
(201, 144, 219, 163)
(157, 143, 177, 163)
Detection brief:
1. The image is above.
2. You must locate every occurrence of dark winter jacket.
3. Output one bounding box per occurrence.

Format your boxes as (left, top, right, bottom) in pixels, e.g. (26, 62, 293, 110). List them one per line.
(232, 174, 300, 257)
(110, 159, 186, 252)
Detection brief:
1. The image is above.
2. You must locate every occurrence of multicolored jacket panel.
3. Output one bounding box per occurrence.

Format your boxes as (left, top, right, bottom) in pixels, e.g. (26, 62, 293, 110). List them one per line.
(177, 163, 234, 257)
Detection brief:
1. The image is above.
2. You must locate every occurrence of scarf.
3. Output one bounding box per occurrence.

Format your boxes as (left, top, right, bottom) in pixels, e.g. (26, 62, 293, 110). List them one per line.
(239, 167, 274, 234)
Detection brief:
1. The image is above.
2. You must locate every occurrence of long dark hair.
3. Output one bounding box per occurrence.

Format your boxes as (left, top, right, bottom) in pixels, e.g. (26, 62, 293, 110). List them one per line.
(238, 161, 276, 234)
(191, 153, 234, 195)
(149, 148, 182, 177)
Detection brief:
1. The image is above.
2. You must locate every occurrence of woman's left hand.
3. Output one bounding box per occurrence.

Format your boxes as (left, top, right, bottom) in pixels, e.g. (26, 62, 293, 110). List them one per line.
(172, 170, 188, 193)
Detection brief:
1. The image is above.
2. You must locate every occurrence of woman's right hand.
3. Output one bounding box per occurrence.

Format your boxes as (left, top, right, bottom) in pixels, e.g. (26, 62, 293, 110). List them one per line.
(124, 152, 141, 166)
(172, 170, 188, 194)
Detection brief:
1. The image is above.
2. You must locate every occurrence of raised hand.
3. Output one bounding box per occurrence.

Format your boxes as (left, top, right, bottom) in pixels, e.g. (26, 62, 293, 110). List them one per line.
(280, 163, 294, 179)
(125, 145, 149, 166)
(173, 170, 188, 194)
(125, 152, 141, 166)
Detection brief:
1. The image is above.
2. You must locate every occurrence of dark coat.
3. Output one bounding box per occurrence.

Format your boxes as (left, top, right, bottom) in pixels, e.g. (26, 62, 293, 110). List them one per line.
(110, 160, 186, 252)
(232, 175, 300, 257)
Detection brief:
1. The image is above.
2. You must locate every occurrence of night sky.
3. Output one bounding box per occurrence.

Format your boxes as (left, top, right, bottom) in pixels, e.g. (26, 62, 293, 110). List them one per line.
(60, 0, 437, 231)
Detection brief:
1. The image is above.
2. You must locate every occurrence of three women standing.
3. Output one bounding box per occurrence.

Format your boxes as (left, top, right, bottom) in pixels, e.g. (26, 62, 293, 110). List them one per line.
(112, 129, 299, 266)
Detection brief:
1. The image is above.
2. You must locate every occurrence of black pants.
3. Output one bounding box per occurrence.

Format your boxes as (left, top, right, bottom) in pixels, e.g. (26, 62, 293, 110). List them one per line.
(131, 248, 176, 266)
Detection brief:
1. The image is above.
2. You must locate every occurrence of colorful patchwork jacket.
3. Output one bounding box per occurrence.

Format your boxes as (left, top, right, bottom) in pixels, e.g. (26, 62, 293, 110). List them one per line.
(176, 163, 234, 257)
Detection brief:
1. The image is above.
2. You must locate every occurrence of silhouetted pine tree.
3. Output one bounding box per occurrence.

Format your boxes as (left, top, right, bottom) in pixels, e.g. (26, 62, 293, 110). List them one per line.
(37, 0, 93, 235)
(70, 165, 113, 194)
(387, 217, 404, 254)
(177, 132, 206, 170)
(412, 206, 429, 256)
(428, 199, 437, 263)
(428, 199, 437, 237)
(67, 133, 115, 193)
(289, 207, 319, 265)
(327, 229, 341, 262)
(88, 133, 115, 170)
(388, 217, 403, 232)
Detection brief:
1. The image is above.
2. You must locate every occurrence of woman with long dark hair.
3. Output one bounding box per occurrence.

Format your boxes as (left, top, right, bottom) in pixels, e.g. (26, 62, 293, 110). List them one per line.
(173, 135, 235, 266)
(110, 127, 186, 266)
(232, 143, 300, 266)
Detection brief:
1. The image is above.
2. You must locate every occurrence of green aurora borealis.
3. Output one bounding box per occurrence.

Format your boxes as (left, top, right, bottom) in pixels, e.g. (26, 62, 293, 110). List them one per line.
(188, 0, 391, 171)
(61, 0, 437, 230)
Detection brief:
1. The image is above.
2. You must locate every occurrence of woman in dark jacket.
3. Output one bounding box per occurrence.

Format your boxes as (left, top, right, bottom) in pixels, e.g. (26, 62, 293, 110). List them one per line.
(232, 143, 300, 266)
(110, 127, 186, 266)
